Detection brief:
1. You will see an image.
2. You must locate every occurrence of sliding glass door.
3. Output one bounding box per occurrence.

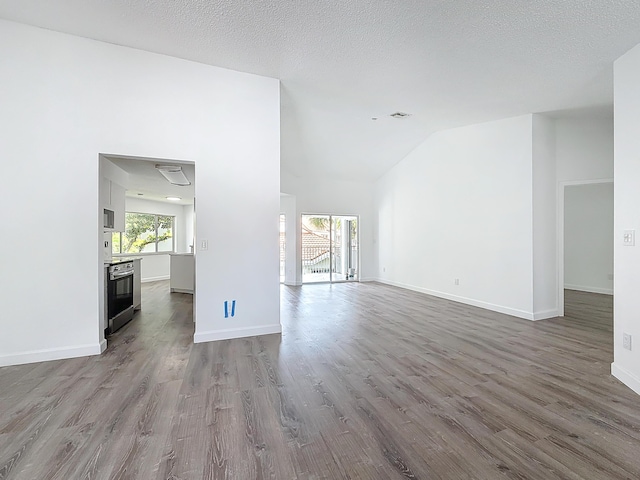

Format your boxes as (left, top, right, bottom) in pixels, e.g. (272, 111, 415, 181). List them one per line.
(331, 215, 358, 281)
(302, 215, 331, 283)
(302, 214, 358, 283)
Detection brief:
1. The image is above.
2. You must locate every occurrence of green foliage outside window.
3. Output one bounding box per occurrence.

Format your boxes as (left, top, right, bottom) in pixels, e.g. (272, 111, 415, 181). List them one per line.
(304, 216, 357, 236)
(112, 213, 174, 254)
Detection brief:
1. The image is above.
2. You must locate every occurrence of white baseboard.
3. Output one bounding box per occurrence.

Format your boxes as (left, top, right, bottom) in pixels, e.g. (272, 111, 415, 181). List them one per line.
(612, 362, 640, 396)
(142, 275, 170, 283)
(283, 281, 302, 287)
(194, 324, 282, 343)
(532, 309, 559, 321)
(565, 284, 613, 295)
(0, 342, 105, 367)
(372, 278, 538, 321)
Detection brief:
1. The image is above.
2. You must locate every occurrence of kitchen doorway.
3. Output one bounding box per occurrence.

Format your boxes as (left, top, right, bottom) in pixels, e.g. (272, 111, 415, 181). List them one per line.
(99, 154, 197, 343)
(302, 214, 359, 284)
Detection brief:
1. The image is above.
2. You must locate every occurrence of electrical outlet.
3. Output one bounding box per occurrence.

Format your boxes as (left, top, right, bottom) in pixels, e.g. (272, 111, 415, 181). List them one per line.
(623, 333, 632, 351)
(454, 278, 460, 286)
(623, 230, 635, 246)
(201, 239, 208, 251)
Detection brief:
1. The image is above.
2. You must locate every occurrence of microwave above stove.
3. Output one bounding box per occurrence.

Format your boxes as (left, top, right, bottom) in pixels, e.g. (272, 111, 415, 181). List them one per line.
(103, 208, 114, 229)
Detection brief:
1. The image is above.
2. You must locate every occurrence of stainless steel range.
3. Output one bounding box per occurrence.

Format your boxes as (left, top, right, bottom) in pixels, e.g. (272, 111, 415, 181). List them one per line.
(106, 261, 135, 334)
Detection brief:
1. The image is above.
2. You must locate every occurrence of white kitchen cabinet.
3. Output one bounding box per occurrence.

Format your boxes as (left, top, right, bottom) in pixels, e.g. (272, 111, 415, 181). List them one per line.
(110, 181, 126, 232)
(101, 178, 126, 232)
(170, 254, 194, 294)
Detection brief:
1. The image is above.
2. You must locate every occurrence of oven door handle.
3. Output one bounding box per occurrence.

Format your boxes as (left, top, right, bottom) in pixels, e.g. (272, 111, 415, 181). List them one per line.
(111, 271, 133, 279)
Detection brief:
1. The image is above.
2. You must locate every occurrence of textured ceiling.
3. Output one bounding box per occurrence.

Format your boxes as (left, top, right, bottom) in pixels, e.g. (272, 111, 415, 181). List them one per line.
(1, 0, 639, 181)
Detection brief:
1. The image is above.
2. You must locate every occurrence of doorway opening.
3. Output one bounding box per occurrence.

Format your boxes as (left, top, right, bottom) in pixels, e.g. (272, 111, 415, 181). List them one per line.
(301, 214, 359, 283)
(99, 154, 196, 345)
(558, 180, 613, 317)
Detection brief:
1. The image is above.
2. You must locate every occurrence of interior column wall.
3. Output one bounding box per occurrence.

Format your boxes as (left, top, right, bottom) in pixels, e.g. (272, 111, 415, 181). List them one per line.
(612, 42, 640, 396)
(532, 114, 558, 319)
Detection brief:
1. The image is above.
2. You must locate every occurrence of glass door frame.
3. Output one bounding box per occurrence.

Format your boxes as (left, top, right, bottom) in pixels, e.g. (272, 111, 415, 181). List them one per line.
(301, 213, 359, 284)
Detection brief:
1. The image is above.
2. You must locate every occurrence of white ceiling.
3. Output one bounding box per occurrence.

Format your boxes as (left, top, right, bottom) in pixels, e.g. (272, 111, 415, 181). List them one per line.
(104, 154, 195, 205)
(2, 1, 639, 181)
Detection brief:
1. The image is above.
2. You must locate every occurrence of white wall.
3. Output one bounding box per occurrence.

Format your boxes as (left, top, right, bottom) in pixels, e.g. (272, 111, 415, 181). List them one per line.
(0, 20, 280, 366)
(612, 42, 640, 395)
(373, 112, 614, 323)
(564, 183, 614, 294)
(281, 173, 376, 284)
(532, 115, 558, 318)
(556, 116, 614, 183)
(375, 115, 537, 319)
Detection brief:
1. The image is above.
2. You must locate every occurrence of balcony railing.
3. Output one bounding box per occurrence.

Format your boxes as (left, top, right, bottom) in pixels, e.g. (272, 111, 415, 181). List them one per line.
(302, 248, 331, 273)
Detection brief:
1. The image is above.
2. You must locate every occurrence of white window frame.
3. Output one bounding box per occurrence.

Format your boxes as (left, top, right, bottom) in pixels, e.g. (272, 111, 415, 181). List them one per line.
(112, 212, 176, 255)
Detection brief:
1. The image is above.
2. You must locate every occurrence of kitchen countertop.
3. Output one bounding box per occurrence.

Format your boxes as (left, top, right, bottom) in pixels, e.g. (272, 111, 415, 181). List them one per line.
(104, 257, 142, 265)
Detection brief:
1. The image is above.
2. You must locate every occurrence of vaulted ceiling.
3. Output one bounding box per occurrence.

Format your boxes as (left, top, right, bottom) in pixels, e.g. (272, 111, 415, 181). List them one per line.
(1, 1, 639, 180)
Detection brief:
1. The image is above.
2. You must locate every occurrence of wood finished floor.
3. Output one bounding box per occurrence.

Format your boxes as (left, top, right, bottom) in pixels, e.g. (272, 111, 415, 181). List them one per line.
(1, 282, 639, 479)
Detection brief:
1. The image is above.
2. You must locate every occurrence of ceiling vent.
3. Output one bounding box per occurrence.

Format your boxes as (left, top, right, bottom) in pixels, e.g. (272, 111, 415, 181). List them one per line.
(155, 165, 191, 186)
(390, 112, 411, 118)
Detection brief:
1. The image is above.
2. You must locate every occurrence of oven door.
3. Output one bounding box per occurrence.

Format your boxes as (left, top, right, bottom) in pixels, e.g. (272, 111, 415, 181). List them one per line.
(108, 271, 134, 333)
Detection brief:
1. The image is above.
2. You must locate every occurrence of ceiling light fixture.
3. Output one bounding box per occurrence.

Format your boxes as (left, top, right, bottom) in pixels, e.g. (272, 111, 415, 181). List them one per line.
(166, 196, 182, 201)
(155, 164, 191, 186)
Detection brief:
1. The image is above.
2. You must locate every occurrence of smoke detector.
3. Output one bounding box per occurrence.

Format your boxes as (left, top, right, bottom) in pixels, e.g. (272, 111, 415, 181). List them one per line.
(390, 112, 411, 118)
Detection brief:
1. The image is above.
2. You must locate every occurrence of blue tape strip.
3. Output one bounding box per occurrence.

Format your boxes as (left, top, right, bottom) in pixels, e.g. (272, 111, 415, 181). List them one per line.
(224, 301, 229, 318)
(231, 300, 236, 317)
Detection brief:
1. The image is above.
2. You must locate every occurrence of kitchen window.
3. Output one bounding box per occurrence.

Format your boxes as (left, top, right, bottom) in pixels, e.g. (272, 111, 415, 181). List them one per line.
(112, 212, 175, 254)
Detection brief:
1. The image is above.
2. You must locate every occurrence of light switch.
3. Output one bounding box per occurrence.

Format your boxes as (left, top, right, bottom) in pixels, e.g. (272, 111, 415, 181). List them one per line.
(623, 230, 635, 246)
